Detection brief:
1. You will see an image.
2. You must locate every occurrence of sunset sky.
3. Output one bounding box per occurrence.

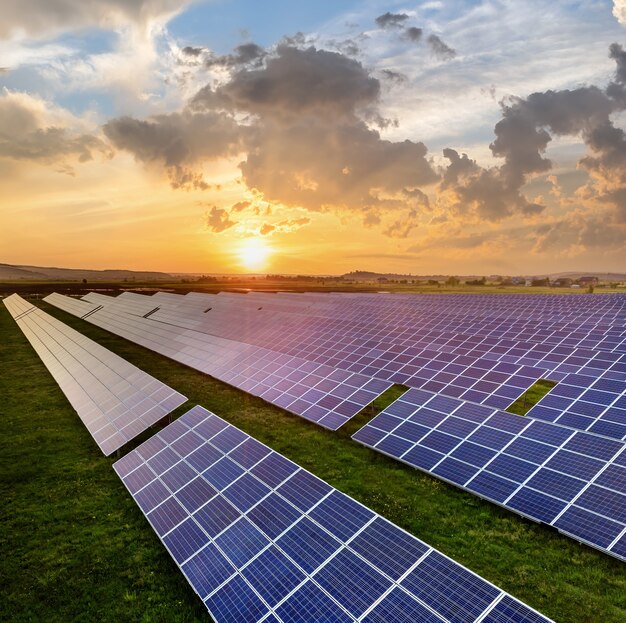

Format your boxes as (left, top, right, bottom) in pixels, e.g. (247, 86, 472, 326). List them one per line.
(1, 0, 626, 275)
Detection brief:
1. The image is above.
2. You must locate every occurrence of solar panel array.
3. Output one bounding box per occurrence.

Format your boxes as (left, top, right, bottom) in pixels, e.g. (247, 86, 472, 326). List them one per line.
(114, 405, 555, 623)
(352, 388, 626, 561)
(45, 293, 393, 430)
(43, 291, 626, 558)
(3, 294, 187, 455)
(45, 290, 626, 440)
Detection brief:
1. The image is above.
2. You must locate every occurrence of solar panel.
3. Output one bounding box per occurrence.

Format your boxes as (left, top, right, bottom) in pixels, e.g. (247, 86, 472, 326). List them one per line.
(114, 405, 554, 623)
(352, 388, 626, 561)
(3, 294, 187, 455)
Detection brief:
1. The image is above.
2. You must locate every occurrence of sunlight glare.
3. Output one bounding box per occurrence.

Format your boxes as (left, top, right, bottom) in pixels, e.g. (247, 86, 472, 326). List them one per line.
(238, 238, 272, 271)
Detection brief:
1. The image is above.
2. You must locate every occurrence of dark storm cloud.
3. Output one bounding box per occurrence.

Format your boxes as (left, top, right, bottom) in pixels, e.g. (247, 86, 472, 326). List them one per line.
(427, 34, 456, 59)
(375, 12, 410, 29)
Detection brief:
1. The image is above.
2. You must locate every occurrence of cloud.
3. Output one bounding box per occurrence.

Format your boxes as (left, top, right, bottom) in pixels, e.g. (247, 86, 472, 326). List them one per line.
(380, 69, 408, 83)
(192, 45, 380, 118)
(427, 34, 456, 60)
(383, 210, 420, 238)
(205, 42, 266, 68)
(404, 27, 424, 43)
(206, 206, 236, 232)
(257, 217, 311, 236)
(438, 44, 626, 226)
(533, 211, 626, 253)
(438, 148, 544, 221)
(375, 12, 410, 29)
(181, 45, 203, 57)
(201, 46, 436, 210)
(99, 37, 626, 251)
(103, 109, 244, 190)
(0, 89, 109, 169)
(0, 0, 191, 39)
(230, 200, 252, 212)
(110, 44, 437, 213)
(614, 1, 626, 26)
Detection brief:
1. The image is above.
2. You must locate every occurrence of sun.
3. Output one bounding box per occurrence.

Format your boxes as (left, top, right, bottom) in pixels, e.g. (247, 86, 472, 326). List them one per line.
(238, 238, 272, 271)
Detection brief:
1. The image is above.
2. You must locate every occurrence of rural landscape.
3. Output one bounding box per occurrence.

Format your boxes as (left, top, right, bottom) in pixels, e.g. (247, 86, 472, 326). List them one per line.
(2, 1, 626, 623)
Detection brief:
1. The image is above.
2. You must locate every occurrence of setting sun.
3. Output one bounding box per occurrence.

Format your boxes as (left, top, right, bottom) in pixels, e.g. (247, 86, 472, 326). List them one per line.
(238, 238, 272, 271)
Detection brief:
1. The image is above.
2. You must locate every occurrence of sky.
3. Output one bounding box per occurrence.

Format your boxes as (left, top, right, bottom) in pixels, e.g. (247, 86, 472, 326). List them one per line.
(1, 0, 626, 275)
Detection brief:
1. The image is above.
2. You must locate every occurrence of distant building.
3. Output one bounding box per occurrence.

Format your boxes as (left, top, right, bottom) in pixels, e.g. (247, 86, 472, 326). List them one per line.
(552, 278, 573, 288)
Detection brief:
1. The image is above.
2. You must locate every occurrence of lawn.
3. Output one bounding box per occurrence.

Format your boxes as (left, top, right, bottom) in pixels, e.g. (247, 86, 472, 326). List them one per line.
(1, 301, 625, 623)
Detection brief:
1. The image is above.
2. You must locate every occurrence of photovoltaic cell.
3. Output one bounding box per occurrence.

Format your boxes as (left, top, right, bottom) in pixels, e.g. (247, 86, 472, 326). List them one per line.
(114, 405, 554, 623)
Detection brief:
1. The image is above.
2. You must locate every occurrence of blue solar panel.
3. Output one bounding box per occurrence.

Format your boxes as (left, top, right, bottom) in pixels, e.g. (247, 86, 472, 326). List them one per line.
(361, 587, 444, 623)
(525, 469, 586, 501)
(507, 488, 567, 523)
(314, 549, 392, 617)
(554, 506, 623, 548)
(400, 551, 500, 623)
(467, 471, 519, 502)
(354, 391, 626, 562)
(115, 405, 555, 622)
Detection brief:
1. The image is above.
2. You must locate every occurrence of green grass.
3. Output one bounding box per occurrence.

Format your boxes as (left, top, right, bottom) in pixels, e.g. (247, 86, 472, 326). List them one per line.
(507, 379, 558, 416)
(1, 302, 625, 623)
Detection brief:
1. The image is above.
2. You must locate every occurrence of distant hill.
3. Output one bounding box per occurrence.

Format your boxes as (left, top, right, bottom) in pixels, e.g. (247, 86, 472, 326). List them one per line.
(547, 271, 626, 281)
(0, 263, 174, 282)
(342, 270, 626, 282)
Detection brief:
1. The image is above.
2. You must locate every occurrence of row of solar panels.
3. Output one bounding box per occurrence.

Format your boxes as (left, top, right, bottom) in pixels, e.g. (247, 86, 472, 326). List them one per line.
(90, 293, 626, 439)
(3, 296, 554, 622)
(115, 405, 555, 623)
(43, 291, 626, 563)
(3, 294, 187, 455)
(45, 292, 394, 430)
(352, 388, 626, 562)
(46, 291, 626, 444)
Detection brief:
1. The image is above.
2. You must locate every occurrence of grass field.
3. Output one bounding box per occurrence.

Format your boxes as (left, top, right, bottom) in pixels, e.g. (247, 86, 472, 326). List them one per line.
(2, 277, 620, 299)
(1, 301, 625, 623)
(506, 379, 558, 416)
